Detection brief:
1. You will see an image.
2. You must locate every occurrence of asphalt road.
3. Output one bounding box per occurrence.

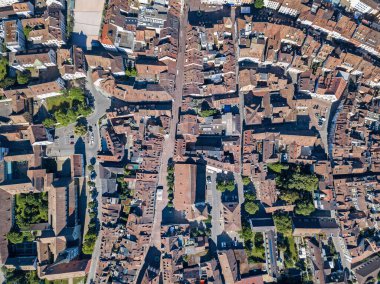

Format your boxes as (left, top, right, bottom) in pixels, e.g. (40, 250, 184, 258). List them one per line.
(84, 72, 111, 284)
(150, 0, 188, 249)
(208, 170, 224, 243)
(46, 71, 110, 284)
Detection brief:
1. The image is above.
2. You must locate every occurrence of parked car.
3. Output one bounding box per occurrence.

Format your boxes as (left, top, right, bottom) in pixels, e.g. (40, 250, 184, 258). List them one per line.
(207, 176, 212, 184)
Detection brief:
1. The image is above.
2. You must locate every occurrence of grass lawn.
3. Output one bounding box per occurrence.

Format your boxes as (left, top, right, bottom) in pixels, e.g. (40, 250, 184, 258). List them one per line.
(283, 235, 299, 268)
(47, 94, 73, 111)
(73, 277, 86, 284)
(287, 235, 298, 261)
(247, 232, 266, 263)
(45, 279, 69, 284)
(46, 88, 85, 112)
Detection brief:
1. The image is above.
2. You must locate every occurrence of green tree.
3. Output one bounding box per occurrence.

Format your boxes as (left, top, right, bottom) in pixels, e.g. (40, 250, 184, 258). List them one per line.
(273, 213, 293, 235)
(43, 117, 56, 128)
(245, 201, 259, 215)
(216, 180, 235, 192)
(239, 225, 253, 242)
(254, 0, 264, 8)
(16, 70, 31, 85)
(0, 57, 8, 81)
(88, 201, 96, 210)
(199, 108, 218, 117)
(7, 230, 24, 244)
(15, 192, 48, 228)
(288, 172, 318, 192)
(267, 163, 289, 173)
(242, 176, 251, 186)
(89, 211, 96, 219)
(295, 201, 315, 216)
(279, 189, 300, 204)
(88, 164, 94, 172)
(0, 77, 16, 89)
(244, 191, 256, 201)
(23, 26, 33, 38)
(74, 122, 87, 136)
(125, 67, 138, 78)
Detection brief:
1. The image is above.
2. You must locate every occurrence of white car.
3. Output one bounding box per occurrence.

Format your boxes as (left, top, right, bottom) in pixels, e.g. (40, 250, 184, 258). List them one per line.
(156, 186, 163, 201)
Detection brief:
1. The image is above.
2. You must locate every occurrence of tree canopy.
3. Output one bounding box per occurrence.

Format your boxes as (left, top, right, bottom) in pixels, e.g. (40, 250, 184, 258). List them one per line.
(46, 88, 92, 127)
(245, 201, 259, 215)
(254, 0, 264, 9)
(295, 201, 315, 216)
(2, 268, 39, 284)
(15, 192, 48, 228)
(242, 176, 251, 186)
(0, 57, 7, 81)
(74, 121, 87, 136)
(16, 70, 31, 85)
(216, 180, 235, 192)
(125, 67, 138, 78)
(199, 108, 219, 117)
(267, 162, 289, 174)
(273, 213, 293, 235)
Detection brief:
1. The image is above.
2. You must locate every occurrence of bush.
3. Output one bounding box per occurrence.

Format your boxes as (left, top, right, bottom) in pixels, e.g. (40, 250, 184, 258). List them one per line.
(244, 201, 259, 215)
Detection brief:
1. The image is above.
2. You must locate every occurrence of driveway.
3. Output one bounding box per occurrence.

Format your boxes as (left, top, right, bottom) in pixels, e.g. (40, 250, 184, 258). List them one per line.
(73, 0, 105, 49)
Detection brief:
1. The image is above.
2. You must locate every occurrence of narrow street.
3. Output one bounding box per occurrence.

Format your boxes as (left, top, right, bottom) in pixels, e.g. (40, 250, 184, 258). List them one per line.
(149, 0, 188, 249)
(83, 72, 111, 284)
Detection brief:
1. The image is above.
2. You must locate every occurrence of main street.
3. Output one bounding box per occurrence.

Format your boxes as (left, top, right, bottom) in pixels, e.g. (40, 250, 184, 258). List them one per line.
(150, 1, 188, 249)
